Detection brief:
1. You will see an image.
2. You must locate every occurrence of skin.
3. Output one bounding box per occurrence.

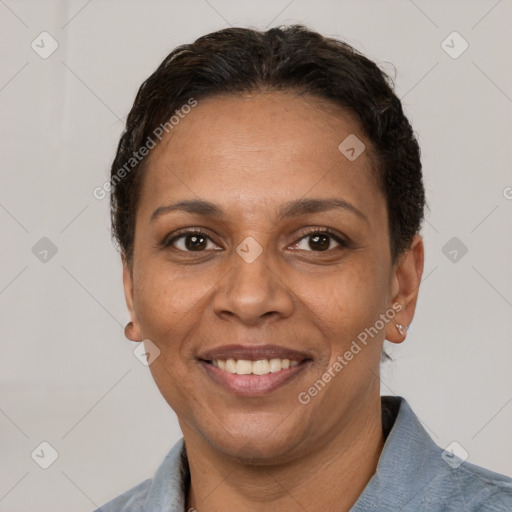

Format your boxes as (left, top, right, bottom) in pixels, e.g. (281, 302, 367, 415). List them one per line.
(123, 91, 424, 511)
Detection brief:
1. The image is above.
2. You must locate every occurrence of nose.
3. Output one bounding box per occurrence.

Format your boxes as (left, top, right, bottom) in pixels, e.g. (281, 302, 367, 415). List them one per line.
(212, 245, 295, 326)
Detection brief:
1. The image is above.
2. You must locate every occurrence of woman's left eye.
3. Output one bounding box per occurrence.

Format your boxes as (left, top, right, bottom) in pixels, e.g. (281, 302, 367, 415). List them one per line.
(290, 231, 346, 252)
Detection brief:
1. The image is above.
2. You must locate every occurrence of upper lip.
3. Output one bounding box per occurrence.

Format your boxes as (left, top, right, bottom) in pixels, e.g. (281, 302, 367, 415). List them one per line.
(198, 344, 312, 362)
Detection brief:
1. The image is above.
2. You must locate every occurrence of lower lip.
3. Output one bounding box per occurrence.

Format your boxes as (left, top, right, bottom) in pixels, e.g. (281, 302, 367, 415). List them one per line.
(199, 360, 311, 395)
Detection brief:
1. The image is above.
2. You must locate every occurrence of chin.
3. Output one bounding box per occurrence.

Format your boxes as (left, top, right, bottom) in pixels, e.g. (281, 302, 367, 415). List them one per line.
(204, 414, 306, 465)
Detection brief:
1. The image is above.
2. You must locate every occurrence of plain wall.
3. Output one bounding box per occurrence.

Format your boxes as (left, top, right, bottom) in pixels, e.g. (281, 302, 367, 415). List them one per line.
(1, 1, 511, 510)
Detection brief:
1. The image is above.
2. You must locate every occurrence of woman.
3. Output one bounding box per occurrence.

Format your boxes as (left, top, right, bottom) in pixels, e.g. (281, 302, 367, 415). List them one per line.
(97, 25, 512, 511)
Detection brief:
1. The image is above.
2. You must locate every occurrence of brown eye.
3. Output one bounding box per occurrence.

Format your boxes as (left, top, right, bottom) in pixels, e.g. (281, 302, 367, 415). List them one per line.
(183, 234, 208, 251)
(164, 230, 220, 252)
(291, 230, 347, 252)
(308, 233, 331, 251)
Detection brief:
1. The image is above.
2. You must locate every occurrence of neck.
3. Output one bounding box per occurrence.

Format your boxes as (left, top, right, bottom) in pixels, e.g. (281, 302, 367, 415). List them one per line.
(183, 394, 384, 512)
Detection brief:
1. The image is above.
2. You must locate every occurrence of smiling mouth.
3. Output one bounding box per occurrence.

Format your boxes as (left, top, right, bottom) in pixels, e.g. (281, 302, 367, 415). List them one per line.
(205, 358, 302, 375)
(198, 344, 313, 394)
(200, 357, 311, 395)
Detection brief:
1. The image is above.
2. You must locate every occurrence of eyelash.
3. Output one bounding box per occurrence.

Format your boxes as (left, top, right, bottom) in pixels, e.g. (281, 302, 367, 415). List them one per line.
(291, 227, 349, 251)
(159, 227, 349, 252)
(160, 228, 218, 251)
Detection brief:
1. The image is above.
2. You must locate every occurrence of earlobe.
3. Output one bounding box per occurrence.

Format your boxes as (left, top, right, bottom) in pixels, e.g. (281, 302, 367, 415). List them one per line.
(385, 304, 408, 344)
(386, 235, 424, 344)
(122, 257, 142, 342)
(124, 321, 142, 342)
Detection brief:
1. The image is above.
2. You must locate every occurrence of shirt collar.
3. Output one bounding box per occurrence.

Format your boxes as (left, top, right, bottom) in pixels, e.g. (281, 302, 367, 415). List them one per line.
(143, 436, 188, 511)
(351, 395, 445, 511)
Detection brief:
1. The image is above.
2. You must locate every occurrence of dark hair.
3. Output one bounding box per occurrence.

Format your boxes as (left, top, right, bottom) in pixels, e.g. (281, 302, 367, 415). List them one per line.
(110, 24, 425, 268)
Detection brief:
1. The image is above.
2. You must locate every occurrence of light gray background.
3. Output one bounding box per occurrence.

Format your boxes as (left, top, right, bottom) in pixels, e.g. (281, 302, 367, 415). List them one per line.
(1, 1, 511, 510)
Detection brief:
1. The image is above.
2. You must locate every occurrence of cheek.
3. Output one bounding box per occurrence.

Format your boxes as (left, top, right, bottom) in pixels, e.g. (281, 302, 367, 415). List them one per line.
(133, 264, 210, 351)
(300, 259, 389, 341)
(301, 264, 389, 398)
(134, 267, 210, 413)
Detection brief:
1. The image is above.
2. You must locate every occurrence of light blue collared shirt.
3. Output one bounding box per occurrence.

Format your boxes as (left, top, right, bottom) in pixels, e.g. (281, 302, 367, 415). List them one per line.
(94, 396, 512, 511)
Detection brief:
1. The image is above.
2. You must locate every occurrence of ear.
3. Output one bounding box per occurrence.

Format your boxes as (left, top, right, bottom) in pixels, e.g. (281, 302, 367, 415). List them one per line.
(122, 255, 143, 342)
(385, 234, 424, 344)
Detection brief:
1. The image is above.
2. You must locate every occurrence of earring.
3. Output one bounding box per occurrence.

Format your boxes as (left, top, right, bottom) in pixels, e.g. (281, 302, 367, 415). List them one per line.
(395, 323, 405, 336)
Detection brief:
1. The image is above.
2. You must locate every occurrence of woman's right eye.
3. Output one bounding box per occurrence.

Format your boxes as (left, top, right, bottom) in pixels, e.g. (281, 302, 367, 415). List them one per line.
(164, 231, 221, 252)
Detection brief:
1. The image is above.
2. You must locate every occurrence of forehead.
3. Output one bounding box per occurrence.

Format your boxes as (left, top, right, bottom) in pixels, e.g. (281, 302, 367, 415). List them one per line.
(137, 92, 383, 221)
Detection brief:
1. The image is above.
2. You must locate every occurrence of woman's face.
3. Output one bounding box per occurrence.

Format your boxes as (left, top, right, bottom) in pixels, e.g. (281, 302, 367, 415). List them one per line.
(123, 92, 422, 462)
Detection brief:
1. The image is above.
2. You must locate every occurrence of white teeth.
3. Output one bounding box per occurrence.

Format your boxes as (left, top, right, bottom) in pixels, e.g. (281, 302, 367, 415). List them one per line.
(212, 358, 302, 375)
(252, 359, 270, 375)
(236, 359, 253, 375)
(225, 358, 237, 373)
(269, 358, 282, 372)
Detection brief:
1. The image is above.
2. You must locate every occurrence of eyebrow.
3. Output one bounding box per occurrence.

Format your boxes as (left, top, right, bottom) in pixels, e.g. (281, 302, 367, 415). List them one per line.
(276, 197, 369, 224)
(150, 198, 369, 224)
(151, 200, 223, 222)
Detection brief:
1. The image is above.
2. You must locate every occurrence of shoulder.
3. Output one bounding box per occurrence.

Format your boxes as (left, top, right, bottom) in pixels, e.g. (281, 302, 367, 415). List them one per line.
(92, 438, 187, 512)
(436, 459, 512, 511)
(363, 396, 512, 511)
(93, 479, 152, 512)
